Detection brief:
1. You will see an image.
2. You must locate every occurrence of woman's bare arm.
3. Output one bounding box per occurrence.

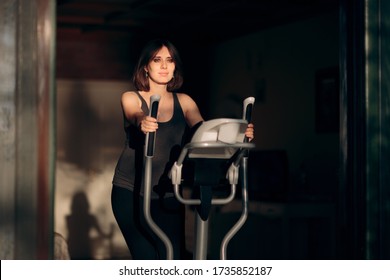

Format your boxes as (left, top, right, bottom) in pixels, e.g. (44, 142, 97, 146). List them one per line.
(121, 91, 158, 133)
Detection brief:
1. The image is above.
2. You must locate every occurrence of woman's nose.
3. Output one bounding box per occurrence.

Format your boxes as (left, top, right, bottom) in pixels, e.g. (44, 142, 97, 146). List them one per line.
(161, 61, 167, 68)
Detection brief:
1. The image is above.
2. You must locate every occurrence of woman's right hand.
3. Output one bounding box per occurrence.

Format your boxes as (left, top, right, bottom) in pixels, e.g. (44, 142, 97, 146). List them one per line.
(139, 116, 158, 134)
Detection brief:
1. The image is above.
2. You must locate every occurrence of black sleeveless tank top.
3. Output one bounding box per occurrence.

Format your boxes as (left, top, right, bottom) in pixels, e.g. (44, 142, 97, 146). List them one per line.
(112, 92, 187, 198)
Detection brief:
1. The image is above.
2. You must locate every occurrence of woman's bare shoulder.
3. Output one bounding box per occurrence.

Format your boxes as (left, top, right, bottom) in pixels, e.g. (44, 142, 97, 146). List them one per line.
(121, 91, 142, 107)
(176, 92, 203, 126)
(176, 92, 196, 104)
(121, 90, 139, 99)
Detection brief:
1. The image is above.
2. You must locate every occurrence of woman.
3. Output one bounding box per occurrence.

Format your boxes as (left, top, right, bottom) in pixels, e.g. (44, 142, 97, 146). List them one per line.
(111, 39, 254, 260)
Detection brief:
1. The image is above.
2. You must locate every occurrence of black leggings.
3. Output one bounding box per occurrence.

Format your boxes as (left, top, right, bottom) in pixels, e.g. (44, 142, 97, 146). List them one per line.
(111, 185, 186, 260)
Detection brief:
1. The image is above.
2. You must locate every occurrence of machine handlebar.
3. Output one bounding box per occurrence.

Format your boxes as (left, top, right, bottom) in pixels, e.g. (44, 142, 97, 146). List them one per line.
(145, 94, 161, 157)
(242, 97, 255, 142)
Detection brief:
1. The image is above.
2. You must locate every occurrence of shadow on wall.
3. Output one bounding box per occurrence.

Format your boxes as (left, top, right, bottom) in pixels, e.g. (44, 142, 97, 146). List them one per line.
(61, 82, 100, 171)
(66, 191, 114, 259)
(55, 79, 133, 260)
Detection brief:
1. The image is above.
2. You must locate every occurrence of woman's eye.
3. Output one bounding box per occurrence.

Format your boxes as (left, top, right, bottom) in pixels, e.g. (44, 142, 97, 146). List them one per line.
(152, 58, 174, 63)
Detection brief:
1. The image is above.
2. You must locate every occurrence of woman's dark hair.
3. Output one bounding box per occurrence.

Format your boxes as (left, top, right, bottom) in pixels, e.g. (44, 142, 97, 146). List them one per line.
(132, 39, 184, 92)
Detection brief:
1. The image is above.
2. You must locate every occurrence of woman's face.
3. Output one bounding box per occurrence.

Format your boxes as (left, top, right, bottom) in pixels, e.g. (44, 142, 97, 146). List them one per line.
(145, 46, 175, 86)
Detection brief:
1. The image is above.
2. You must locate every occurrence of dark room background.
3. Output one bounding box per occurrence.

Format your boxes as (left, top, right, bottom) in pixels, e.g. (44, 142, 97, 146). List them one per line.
(54, 1, 340, 260)
(1, 0, 388, 261)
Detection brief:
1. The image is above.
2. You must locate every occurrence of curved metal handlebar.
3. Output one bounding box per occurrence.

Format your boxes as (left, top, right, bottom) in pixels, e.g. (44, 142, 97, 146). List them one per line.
(143, 94, 174, 260)
(221, 96, 255, 259)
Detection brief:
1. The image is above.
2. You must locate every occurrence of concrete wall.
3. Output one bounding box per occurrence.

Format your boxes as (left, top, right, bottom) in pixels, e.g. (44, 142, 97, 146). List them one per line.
(0, 0, 55, 259)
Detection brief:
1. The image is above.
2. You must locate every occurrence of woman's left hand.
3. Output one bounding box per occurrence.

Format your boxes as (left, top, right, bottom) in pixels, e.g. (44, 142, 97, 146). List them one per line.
(245, 123, 254, 141)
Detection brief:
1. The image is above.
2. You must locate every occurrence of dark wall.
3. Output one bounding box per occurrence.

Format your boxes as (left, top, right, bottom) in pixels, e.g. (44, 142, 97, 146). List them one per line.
(57, 30, 136, 80)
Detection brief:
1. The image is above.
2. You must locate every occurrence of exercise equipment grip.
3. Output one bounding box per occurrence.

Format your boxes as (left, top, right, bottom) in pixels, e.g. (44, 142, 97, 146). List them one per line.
(242, 97, 255, 142)
(145, 94, 161, 157)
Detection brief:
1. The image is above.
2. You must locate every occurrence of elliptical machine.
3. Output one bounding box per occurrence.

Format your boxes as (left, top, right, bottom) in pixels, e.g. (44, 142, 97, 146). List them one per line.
(143, 96, 255, 260)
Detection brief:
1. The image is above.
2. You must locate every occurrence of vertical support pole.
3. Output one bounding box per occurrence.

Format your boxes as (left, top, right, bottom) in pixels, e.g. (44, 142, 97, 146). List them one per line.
(220, 159, 249, 260)
(193, 214, 209, 260)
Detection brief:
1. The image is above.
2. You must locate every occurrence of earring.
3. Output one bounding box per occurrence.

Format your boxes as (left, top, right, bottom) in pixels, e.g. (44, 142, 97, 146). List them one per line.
(145, 71, 148, 78)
